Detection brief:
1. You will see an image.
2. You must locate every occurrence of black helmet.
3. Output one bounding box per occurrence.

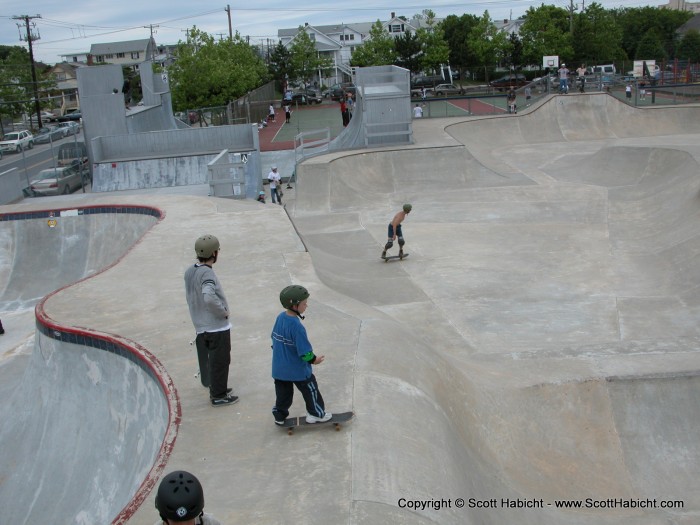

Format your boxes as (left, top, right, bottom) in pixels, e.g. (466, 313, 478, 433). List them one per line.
(155, 470, 204, 522)
(194, 235, 219, 259)
(280, 285, 310, 309)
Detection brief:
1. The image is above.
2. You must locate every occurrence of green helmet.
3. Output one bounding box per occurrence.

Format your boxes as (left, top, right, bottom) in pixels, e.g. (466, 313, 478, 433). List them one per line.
(280, 285, 309, 309)
(403, 204, 412, 213)
(194, 234, 220, 259)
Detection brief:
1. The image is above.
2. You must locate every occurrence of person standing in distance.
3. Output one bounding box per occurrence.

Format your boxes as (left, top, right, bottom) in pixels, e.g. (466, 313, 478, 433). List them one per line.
(268, 166, 282, 205)
(382, 204, 412, 259)
(271, 285, 332, 426)
(154, 470, 221, 525)
(184, 235, 238, 407)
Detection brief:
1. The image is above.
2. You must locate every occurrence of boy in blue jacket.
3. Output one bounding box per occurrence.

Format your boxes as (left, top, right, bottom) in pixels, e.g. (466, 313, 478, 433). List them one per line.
(271, 285, 331, 425)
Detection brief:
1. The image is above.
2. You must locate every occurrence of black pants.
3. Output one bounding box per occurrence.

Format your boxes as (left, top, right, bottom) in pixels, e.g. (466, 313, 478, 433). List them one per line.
(273, 375, 325, 421)
(195, 329, 231, 398)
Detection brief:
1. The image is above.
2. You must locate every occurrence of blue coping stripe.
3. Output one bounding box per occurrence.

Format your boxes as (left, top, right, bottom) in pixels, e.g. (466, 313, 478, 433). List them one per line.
(34, 320, 160, 384)
(0, 205, 162, 222)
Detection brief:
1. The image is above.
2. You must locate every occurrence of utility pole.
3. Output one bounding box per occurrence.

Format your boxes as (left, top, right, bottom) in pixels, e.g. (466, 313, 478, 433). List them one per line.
(144, 24, 159, 62)
(13, 14, 43, 128)
(225, 5, 233, 40)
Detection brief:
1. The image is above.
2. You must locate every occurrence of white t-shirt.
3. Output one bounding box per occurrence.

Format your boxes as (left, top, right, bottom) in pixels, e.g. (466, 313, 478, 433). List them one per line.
(268, 170, 280, 188)
(413, 105, 423, 118)
(558, 67, 569, 79)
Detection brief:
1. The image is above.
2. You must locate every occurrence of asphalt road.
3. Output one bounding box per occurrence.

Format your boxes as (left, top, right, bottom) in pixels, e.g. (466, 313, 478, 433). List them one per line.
(0, 132, 89, 194)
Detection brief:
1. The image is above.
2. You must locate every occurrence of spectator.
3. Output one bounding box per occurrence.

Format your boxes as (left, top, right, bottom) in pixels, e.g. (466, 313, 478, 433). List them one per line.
(413, 104, 423, 118)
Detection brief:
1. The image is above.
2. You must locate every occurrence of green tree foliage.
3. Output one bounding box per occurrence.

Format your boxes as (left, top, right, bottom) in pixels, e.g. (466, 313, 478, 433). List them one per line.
(677, 29, 700, 62)
(0, 46, 34, 120)
(572, 3, 625, 64)
(269, 42, 292, 90)
(415, 10, 451, 74)
(636, 30, 668, 61)
(350, 20, 396, 67)
(467, 11, 509, 79)
(440, 14, 480, 73)
(614, 6, 692, 61)
(289, 27, 332, 87)
(506, 32, 524, 68)
(519, 5, 573, 66)
(394, 31, 422, 74)
(168, 27, 269, 111)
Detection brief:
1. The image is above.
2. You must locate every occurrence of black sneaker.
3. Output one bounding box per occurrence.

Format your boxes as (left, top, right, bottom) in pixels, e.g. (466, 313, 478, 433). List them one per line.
(211, 394, 239, 407)
(274, 419, 286, 426)
(210, 387, 233, 400)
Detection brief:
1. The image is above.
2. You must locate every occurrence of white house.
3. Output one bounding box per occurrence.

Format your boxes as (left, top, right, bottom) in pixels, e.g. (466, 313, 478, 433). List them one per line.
(278, 13, 443, 87)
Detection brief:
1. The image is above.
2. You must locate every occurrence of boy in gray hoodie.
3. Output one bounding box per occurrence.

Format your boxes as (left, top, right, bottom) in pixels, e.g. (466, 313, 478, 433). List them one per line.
(184, 234, 238, 407)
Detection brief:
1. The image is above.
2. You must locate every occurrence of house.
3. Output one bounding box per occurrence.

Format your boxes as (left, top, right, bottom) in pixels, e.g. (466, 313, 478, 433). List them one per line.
(278, 13, 444, 87)
(677, 12, 700, 34)
(662, 0, 700, 13)
(47, 62, 85, 116)
(88, 38, 156, 70)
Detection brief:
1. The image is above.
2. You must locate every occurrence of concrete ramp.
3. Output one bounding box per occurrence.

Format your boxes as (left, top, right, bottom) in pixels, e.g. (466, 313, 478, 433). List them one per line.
(291, 95, 700, 523)
(0, 207, 176, 525)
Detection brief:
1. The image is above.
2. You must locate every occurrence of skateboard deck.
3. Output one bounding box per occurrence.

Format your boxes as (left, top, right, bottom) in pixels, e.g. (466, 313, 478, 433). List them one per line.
(280, 411, 354, 435)
(382, 253, 409, 262)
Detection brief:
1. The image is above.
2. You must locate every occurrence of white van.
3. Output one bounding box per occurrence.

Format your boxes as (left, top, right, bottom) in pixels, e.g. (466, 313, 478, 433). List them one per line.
(588, 64, 616, 75)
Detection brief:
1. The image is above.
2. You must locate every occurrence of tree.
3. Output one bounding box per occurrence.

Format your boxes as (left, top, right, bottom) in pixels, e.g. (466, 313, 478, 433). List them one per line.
(467, 11, 509, 80)
(506, 32, 524, 69)
(394, 31, 422, 75)
(350, 20, 396, 67)
(572, 3, 625, 64)
(519, 5, 573, 67)
(415, 9, 450, 74)
(677, 29, 700, 62)
(0, 46, 34, 124)
(636, 29, 668, 61)
(268, 42, 292, 90)
(168, 27, 269, 111)
(615, 6, 692, 61)
(288, 27, 332, 88)
(440, 14, 480, 76)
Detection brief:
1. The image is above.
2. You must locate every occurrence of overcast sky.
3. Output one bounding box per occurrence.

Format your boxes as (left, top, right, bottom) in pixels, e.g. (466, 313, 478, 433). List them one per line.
(2, 0, 663, 65)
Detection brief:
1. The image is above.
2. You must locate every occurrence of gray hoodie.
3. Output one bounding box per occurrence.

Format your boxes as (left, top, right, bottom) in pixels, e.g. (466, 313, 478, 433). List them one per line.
(184, 263, 231, 334)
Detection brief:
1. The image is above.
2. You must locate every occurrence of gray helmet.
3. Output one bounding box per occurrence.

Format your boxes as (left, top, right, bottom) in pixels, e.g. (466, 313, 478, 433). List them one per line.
(155, 470, 204, 522)
(280, 285, 309, 309)
(194, 235, 219, 259)
(403, 204, 412, 213)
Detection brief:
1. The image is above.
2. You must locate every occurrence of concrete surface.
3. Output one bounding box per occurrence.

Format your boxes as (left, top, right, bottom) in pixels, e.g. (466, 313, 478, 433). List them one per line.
(1, 94, 699, 524)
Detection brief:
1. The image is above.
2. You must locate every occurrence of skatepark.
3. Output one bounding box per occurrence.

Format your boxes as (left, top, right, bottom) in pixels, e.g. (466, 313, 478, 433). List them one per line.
(1, 93, 700, 524)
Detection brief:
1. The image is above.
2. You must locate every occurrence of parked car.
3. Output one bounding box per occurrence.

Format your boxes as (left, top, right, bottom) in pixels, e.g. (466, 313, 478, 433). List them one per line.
(33, 126, 65, 144)
(57, 110, 82, 122)
(29, 164, 84, 196)
(410, 75, 444, 90)
(56, 121, 80, 137)
(0, 130, 34, 153)
(329, 83, 356, 101)
(431, 83, 465, 97)
(27, 111, 58, 126)
(283, 90, 323, 106)
(56, 141, 91, 182)
(489, 74, 529, 91)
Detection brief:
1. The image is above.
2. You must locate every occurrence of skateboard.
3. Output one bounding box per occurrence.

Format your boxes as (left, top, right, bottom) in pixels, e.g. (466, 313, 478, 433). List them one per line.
(280, 411, 354, 435)
(382, 253, 409, 262)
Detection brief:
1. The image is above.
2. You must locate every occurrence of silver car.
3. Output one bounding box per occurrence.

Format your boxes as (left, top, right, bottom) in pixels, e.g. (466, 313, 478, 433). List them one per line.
(33, 126, 65, 144)
(29, 165, 84, 196)
(56, 121, 80, 137)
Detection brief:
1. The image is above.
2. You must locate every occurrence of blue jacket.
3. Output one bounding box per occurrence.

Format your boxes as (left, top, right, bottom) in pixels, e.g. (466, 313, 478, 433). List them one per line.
(271, 312, 313, 381)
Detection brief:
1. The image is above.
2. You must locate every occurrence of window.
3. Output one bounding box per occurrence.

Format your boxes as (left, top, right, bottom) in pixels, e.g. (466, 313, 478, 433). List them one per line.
(131, 51, 140, 59)
(105, 54, 114, 59)
(117, 52, 125, 58)
(390, 24, 404, 33)
(96, 55, 104, 63)
(350, 34, 355, 41)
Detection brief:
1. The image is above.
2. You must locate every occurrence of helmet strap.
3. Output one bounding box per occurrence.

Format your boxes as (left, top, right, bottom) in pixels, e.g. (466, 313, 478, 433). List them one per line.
(291, 304, 305, 320)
